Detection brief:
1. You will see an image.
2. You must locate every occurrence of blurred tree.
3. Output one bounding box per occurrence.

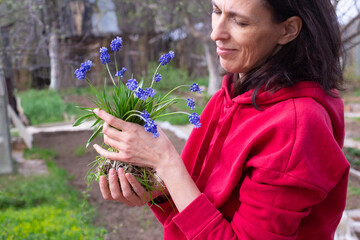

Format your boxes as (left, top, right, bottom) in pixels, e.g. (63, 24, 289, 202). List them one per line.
(2, 0, 359, 94)
(177, 0, 221, 95)
(112, 0, 221, 95)
(41, 0, 61, 90)
(0, 0, 70, 90)
(333, 0, 360, 52)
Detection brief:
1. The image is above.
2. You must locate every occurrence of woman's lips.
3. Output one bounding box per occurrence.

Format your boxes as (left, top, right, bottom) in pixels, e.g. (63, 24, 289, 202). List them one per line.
(216, 47, 236, 56)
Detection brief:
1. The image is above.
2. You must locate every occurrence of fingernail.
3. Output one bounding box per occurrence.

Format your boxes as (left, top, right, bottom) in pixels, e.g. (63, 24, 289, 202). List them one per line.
(118, 168, 124, 175)
(93, 109, 99, 114)
(110, 168, 116, 175)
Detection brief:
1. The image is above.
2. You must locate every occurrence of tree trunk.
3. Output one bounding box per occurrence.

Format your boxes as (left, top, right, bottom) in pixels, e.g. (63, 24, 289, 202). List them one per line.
(139, 33, 148, 76)
(49, 29, 60, 90)
(0, 24, 18, 114)
(203, 38, 221, 95)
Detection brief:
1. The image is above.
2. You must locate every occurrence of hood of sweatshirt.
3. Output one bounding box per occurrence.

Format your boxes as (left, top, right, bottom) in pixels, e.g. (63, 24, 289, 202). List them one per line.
(222, 74, 344, 146)
(181, 74, 345, 191)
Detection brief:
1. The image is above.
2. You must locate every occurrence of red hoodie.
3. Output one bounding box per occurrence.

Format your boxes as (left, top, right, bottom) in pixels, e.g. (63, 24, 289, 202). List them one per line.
(151, 75, 350, 240)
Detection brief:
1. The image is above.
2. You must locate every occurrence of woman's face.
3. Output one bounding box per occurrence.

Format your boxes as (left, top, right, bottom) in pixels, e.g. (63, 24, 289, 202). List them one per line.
(211, 0, 284, 74)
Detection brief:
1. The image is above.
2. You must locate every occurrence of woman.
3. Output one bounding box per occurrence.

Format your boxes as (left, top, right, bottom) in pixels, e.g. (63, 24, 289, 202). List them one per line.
(93, 0, 350, 239)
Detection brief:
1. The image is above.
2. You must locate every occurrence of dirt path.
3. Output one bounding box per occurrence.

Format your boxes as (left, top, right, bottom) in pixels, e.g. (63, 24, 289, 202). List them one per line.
(33, 130, 186, 240)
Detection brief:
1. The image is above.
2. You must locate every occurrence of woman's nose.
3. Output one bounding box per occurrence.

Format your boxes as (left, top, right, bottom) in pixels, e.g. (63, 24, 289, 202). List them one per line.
(210, 15, 230, 42)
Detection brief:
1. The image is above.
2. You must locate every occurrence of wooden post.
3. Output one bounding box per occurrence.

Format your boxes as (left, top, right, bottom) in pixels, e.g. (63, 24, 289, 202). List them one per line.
(0, 63, 14, 174)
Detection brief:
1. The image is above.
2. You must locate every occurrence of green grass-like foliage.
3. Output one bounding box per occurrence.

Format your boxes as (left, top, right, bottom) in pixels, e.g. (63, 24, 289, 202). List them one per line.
(73, 45, 200, 207)
(0, 148, 106, 239)
(18, 89, 65, 125)
(73, 75, 185, 199)
(0, 206, 105, 239)
(344, 147, 360, 167)
(23, 147, 59, 161)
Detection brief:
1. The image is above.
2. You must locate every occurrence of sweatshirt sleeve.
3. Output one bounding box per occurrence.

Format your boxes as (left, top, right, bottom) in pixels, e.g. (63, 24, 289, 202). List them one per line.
(149, 199, 177, 225)
(168, 98, 349, 240)
(170, 172, 314, 239)
(170, 166, 348, 240)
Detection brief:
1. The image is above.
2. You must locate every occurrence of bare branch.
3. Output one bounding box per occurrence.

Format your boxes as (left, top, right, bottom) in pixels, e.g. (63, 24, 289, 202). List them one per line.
(344, 39, 360, 52)
(183, 15, 204, 39)
(342, 22, 360, 44)
(332, 0, 339, 10)
(341, 13, 360, 35)
(27, 0, 44, 28)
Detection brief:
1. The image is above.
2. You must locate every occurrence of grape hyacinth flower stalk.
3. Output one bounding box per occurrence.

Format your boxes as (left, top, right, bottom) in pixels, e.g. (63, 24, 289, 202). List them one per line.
(73, 36, 202, 205)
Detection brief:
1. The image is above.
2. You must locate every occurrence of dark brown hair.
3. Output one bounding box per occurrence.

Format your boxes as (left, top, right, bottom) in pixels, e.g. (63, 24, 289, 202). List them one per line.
(233, 0, 344, 105)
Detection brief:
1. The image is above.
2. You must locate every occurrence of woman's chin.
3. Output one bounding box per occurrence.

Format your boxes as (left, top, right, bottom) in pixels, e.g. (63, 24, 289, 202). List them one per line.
(219, 59, 248, 74)
(220, 64, 243, 74)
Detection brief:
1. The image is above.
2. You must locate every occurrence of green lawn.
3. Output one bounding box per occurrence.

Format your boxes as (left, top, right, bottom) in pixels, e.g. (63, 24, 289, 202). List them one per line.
(0, 148, 106, 239)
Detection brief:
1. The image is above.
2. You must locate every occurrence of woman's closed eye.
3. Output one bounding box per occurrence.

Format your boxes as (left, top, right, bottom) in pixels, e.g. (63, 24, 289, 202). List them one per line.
(233, 18, 249, 27)
(212, 7, 221, 15)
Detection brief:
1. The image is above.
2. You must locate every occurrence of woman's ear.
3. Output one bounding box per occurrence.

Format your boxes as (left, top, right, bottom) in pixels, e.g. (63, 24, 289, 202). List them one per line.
(278, 16, 302, 45)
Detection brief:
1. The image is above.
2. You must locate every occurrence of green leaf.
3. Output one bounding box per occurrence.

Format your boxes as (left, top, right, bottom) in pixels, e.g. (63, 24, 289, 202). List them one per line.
(87, 96, 102, 109)
(90, 118, 102, 128)
(86, 79, 105, 107)
(78, 107, 95, 112)
(151, 99, 177, 118)
(86, 125, 103, 148)
(73, 113, 94, 127)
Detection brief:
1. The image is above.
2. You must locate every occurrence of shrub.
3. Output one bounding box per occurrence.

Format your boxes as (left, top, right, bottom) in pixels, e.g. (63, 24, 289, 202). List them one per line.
(343, 147, 360, 169)
(23, 147, 58, 161)
(0, 206, 105, 239)
(18, 89, 65, 125)
(142, 62, 190, 92)
(0, 147, 106, 238)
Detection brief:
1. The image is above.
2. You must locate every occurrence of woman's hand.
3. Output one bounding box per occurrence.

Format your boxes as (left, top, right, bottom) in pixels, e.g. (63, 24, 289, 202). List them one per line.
(92, 109, 180, 173)
(93, 109, 201, 212)
(99, 168, 164, 206)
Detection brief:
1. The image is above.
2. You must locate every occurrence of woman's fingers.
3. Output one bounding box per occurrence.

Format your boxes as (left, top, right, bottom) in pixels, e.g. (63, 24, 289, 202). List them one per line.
(118, 168, 143, 206)
(100, 169, 137, 207)
(104, 134, 125, 152)
(94, 109, 132, 131)
(108, 169, 126, 201)
(125, 173, 149, 203)
(93, 144, 127, 162)
(103, 122, 126, 142)
(99, 175, 114, 201)
(99, 168, 163, 207)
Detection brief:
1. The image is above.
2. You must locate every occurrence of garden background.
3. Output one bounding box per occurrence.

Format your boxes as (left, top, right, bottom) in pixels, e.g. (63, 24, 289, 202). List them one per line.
(1, 0, 360, 239)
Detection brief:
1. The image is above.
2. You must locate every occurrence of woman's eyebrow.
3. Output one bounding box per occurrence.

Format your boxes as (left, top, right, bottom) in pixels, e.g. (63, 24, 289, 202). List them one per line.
(211, 0, 249, 19)
(211, 1, 218, 8)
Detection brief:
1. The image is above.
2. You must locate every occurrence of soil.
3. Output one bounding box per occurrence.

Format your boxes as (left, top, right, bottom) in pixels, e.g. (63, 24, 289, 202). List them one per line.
(28, 117, 360, 239)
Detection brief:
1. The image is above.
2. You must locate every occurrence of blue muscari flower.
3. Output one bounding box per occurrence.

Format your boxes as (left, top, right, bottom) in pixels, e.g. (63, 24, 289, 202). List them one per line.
(135, 88, 147, 101)
(159, 51, 175, 66)
(115, 67, 127, 78)
(126, 78, 138, 91)
(100, 47, 111, 64)
(153, 73, 162, 83)
(144, 119, 159, 138)
(186, 98, 196, 110)
(80, 60, 92, 72)
(110, 36, 123, 52)
(74, 69, 86, 80)
(141, 110, 150, 120)
(74, 60, 92, 80)
(190, 83, 201, 93)
(145, 87, 155, 98)
(189, 112, 201, 128)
